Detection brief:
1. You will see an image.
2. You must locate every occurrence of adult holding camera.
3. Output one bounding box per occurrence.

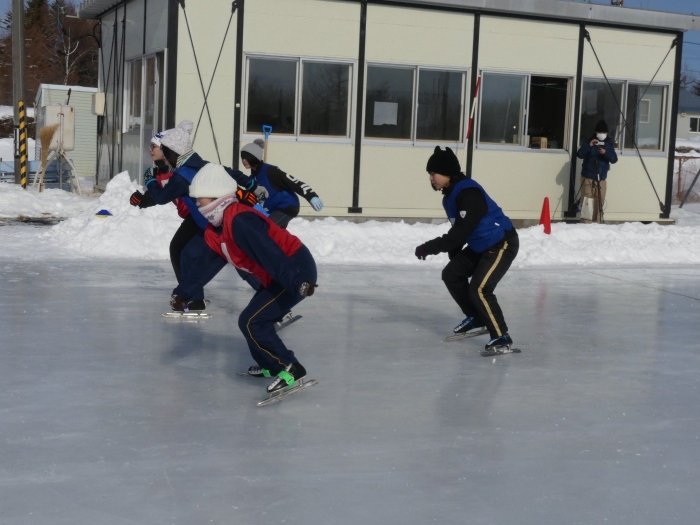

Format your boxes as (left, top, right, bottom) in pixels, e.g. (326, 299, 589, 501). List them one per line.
(576, 120, 618, 224)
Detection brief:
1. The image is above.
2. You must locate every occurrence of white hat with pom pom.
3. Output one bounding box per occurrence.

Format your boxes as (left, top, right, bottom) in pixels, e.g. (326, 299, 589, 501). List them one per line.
(161, 120, 194, 155)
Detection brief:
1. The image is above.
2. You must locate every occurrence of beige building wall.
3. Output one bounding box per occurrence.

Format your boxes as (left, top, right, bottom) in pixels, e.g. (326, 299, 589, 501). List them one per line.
(358, 6, 474, 217)
(175, 0, 238, 167)
(474, 17, 579, 220)
(241, 0, 361, 217)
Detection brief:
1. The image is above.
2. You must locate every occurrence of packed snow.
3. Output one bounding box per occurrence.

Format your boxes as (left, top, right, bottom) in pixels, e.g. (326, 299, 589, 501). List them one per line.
(0, 137, 37, 162)
(1, 171, 700, 267)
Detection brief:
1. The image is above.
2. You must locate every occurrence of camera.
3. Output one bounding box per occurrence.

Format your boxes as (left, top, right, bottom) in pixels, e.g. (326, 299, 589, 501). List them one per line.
(596, 141, 605, 147)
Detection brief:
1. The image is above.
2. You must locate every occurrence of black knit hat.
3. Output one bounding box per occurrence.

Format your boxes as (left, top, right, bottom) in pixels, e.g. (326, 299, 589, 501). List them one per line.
(426, 146, 461, 177)
(595, 120, 609, 133)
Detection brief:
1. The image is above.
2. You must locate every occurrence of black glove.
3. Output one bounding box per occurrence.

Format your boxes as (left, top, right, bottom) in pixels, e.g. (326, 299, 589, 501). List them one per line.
(144, 167, 157, 188)
(236, 188, 258, 207)
(415, 245, 428, 260)
(298, 282, 317, 297)
(129, 190, 155, 208)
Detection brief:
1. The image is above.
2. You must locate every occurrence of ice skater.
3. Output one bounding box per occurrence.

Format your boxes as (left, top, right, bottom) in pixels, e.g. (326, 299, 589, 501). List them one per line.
(238, 138, 324, 228)
(414, 146, 519, 355)
(182, 163, 318, 396)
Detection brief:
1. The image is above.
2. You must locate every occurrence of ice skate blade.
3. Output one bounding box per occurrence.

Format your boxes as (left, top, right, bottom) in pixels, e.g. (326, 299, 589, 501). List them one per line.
(258, 378, 318, 407)
(480, 346, 521, 357)
(162, 311, 211, 320)
(444, 327, 488, 342)
(274, 314, 302, 332)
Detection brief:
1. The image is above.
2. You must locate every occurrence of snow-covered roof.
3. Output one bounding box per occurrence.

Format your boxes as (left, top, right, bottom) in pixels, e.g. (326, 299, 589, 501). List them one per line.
(77, 0, 122, 19)
(679, 90, 700, 113)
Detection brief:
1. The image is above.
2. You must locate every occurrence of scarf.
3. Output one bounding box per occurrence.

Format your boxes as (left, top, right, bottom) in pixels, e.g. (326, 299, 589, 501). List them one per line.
(198, 194, 238, 227)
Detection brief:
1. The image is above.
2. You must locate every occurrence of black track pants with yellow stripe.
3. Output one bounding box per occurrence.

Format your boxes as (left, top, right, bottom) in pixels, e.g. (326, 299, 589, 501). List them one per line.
(441, 235, 519, 339)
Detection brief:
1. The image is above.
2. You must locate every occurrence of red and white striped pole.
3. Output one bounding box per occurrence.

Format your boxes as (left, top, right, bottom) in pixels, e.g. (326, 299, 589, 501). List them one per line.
(466, 75, 481, 141)
(463, 75, 481, 169)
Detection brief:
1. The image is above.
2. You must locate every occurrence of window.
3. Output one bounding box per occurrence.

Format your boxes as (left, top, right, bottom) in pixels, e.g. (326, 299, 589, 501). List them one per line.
(245, 56, 353, 139)
(246, 58, 297, 135)
(624, 84, 666, 151)
(581, 80, 624, 147)
(300, 62, 350, 137)
(126, 59, 143, 132)
(365, 65, 467, 142)
(580, 80, 668, 152)
(527, 76, 569, 150)
(479, 72, 570, 149)
(479, 73, 526, 145)
(691, 117, 700, 133)
(416, 70, 465, 141)
(365, 66, 414, 140)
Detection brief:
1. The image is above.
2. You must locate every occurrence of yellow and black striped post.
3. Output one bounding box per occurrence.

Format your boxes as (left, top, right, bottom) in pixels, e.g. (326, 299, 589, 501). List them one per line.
(18, 100, 28, 189)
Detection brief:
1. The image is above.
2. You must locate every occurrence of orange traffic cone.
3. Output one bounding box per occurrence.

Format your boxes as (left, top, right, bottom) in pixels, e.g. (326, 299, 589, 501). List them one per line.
(539, 197, 551, 235)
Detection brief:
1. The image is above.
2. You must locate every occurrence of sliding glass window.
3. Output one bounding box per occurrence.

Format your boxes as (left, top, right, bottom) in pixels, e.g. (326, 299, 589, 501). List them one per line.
(479, 71, 571, 150)
(246, 56, 353, 139)
(365, 65, 467, 143)
(580, 79, 668, 153)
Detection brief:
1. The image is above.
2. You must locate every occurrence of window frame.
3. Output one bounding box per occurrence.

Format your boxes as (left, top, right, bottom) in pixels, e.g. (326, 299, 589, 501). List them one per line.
(690, 116, 700, 134)
(362, 61, 470, 148)
(580, 77, 670, 156)
(476, 69, 573, 154)
(242, 53, 356, 144)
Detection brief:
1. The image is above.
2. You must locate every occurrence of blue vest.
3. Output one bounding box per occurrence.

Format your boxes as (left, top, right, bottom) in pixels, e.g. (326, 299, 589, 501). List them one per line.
(443, 179, 513, 254)
(256, 164, 300, 213)
(176, 165, 209, 230)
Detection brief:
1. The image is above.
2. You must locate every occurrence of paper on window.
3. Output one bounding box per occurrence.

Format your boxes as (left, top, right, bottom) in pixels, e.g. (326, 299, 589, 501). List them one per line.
(373, 102, 398, 126)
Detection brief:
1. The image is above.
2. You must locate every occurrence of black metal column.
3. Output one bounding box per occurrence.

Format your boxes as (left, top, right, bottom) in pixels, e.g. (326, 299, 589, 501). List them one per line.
(349, 0, 367, 214)
(663, 33, 682, 219)
(466, 12, 480, 179)
(565, 22, 586, 219)
(232, 0, 245, 169)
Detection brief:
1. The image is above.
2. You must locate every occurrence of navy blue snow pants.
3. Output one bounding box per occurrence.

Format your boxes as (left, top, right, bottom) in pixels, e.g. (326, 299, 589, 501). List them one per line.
(238, 245, 317, 375)
(174, 234, 261, 301)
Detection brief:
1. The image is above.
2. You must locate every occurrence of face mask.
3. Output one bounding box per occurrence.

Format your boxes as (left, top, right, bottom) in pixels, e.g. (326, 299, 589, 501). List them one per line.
(596, 133, 607, 141)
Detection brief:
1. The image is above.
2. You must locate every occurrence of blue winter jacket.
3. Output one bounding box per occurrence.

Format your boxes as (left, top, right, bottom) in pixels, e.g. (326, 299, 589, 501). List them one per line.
(443, 178, 513, 254)
(577, 136, 618, 181)
(146, 152, 209, 230)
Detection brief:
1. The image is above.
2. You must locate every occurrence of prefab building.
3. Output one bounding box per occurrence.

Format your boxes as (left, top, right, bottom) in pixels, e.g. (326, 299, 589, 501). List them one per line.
(677, 90, 700, 141)
(77, 0, 700, 222)
(34, 84, 98, 180)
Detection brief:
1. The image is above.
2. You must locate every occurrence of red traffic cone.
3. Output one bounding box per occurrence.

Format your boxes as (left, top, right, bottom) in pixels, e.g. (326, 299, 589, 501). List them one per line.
(539, 197, 551, 235)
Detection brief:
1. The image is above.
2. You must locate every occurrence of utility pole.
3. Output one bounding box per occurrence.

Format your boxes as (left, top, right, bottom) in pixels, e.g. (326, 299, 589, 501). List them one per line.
(12, 0, 28, 187)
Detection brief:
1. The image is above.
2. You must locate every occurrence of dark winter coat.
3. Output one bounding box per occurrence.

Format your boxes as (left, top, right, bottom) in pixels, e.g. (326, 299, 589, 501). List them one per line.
(577, 136, 618, 181)
(235, 163, 319, 217)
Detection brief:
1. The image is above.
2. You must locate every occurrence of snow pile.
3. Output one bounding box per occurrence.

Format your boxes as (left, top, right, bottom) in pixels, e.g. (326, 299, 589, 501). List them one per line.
(0, 178, 93, 218)
(0, 105, 36, 118)
(1, 172, 700, 267)
(40, 172, 181, 259)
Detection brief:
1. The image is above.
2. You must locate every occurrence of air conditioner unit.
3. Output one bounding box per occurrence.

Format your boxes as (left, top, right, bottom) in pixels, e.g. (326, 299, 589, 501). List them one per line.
(92, 92, 106, 116)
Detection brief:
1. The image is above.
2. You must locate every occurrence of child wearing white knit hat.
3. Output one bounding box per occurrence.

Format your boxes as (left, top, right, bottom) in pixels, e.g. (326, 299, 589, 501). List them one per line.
(176, 162, 320, 401)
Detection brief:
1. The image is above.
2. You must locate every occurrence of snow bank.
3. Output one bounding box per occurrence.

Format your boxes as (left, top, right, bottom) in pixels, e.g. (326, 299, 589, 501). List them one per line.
(0, 177, 93, 218)
(41, 172, 181, 259)
(2, 171, 700, 268)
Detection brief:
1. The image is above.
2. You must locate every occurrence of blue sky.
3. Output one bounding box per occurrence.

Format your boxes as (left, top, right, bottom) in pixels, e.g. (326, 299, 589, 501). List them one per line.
(1, 0, 699, 81)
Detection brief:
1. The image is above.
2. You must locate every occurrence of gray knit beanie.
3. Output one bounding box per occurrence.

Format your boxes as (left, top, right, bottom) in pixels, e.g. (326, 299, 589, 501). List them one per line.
(241, 138, 265, 162)
(161, 120, 194, 155)
(189, 163, 238, 199)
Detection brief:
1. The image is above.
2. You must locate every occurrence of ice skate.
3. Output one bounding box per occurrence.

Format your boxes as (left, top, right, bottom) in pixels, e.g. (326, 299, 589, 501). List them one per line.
(274, 311, 302, 332)
(163, 294, 211, 319)
(480, 333, 520, 357)
(444, 317, 488, 342)
(258, 363, 317, 407)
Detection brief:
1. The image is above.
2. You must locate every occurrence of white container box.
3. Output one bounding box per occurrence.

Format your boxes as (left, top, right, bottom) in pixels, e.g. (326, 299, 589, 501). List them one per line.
(41, 105, 75, 152)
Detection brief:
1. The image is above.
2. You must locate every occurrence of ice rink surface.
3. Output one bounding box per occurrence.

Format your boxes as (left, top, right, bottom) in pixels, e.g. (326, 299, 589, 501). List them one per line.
(1, 259, 699, 524)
